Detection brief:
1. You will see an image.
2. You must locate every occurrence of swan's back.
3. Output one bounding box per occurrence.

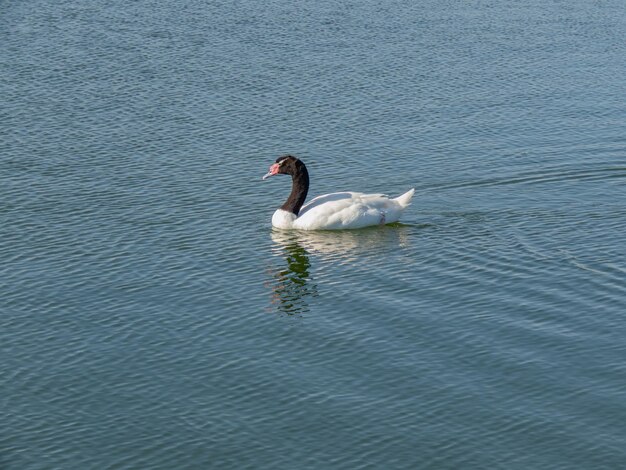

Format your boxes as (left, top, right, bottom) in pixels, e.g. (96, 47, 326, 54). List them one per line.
(293, 189, 414, 230)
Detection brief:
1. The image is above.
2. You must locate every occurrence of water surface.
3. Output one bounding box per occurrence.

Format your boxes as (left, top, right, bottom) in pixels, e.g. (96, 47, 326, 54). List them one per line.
(1, 0, 626, 468)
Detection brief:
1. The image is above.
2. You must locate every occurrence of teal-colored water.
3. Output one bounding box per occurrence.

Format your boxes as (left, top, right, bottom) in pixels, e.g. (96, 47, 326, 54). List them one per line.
(2, 0, 626, 468)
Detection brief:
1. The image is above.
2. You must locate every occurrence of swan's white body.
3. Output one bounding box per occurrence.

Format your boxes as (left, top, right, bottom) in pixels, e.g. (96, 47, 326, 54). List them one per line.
(272, 189, 415, 230)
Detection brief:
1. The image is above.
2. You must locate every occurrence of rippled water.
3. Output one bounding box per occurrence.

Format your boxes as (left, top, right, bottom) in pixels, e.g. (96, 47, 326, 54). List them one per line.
(2, 0, 626, 468)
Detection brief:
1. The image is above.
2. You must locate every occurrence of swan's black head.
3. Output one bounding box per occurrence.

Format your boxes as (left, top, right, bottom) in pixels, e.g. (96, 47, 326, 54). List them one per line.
(262, 155, 310, 216)
(262, 155, 305, 179)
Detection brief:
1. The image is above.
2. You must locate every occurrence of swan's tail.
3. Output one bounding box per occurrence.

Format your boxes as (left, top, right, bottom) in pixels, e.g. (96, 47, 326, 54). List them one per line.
(394, 188, 415, 208)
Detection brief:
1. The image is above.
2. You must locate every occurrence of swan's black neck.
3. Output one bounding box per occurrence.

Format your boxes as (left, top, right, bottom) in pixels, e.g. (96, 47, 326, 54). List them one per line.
(281, 161, 309, 216)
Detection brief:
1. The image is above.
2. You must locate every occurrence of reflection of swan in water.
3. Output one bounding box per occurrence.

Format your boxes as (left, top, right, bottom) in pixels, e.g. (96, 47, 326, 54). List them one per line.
(270, 224, 411, 261)
(266, 237, 318, 315)
(266, 225, 414, 315)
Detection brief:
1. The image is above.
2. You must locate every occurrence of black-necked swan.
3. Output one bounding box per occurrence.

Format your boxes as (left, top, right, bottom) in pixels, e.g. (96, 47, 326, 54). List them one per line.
(262, 155, 415, 230)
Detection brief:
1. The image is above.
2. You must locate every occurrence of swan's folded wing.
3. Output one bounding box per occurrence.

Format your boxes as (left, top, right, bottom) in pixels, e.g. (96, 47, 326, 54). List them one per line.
(299, 192, 387, 215)
(299, 192, 355, 215)
(295, 192, 400, 230)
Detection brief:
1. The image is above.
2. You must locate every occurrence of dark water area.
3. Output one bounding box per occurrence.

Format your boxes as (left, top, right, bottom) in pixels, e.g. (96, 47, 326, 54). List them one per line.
(1, 0, 625, 468)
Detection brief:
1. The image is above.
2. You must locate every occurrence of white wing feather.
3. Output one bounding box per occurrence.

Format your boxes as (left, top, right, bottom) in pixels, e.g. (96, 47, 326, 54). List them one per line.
(288, 191, 413, 230)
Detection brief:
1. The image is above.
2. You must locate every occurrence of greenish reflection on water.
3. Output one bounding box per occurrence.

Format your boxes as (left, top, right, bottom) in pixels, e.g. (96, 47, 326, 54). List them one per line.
(268, 232, 317, 315)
